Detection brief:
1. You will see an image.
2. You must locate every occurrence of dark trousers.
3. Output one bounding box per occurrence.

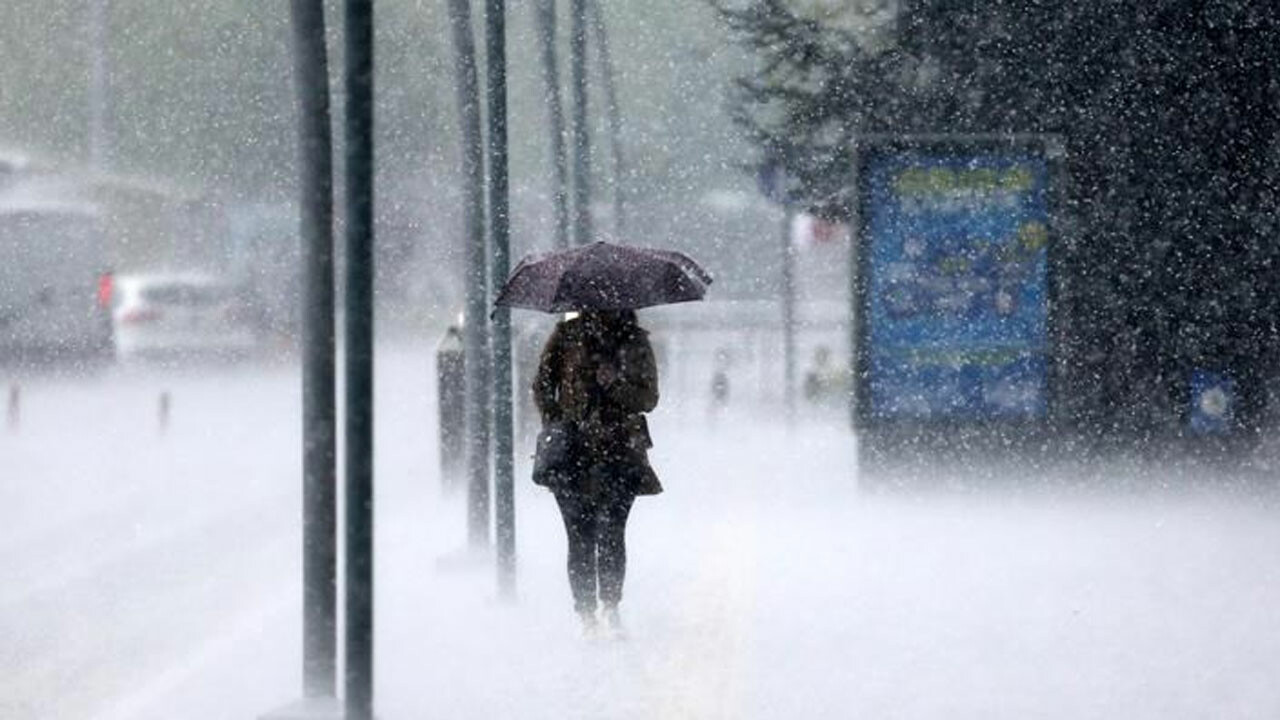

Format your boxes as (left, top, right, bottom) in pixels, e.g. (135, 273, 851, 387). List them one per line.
(554, 489, 635, 616)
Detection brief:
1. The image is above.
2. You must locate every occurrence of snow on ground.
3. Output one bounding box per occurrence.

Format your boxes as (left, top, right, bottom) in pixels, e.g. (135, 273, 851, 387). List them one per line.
(3, 342, 1280, 720)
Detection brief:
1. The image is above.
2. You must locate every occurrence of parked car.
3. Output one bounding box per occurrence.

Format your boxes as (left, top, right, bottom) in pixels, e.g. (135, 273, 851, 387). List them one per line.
(111, 272, 261, 363)
(0, 200, 114, 366)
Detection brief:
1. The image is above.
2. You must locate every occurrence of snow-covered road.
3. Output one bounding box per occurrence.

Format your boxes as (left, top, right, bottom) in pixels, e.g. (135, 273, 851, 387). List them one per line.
(3, 343, 1280, 720)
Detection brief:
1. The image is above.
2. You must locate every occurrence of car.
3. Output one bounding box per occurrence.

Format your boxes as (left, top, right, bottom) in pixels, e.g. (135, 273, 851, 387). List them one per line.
(111, 272, 262, 363)
(0, 200, 114, 367)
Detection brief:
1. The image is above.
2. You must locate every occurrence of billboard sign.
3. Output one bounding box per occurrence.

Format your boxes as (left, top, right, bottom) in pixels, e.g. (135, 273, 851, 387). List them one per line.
(1189, 369, 1234, 435)
(856, 138, 1053, 423)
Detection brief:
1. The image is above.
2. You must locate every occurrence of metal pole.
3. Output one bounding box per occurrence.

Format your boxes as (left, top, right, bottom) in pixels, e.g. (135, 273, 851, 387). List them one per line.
(569, 0, 592, 245)
(534, 0, 570, 250)
(446, 0, 492, 551)
(343, 0, 375, 717)
(289, 0, 337, 699)
(587, 0, 625, 236)
(781, 207, 797, 423)
(87, 0, 110, 168)
(7, 384, 19, 433)
(486, 0, 517, 600)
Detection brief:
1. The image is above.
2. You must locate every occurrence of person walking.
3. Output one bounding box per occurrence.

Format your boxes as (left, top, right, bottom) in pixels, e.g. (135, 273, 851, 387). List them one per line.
(532, 309, 661, 637)
(493, 241, 709, 635)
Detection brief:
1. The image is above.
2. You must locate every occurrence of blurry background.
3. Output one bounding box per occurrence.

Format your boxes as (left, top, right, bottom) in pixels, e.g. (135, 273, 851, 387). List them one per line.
(4, 4, 1280, 719)
(0, 0, 813, 334)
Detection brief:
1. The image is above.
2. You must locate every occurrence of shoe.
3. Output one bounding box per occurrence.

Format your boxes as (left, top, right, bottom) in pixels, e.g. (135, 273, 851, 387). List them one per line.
(601, 604, 626, 640)
(579, 610, 600, 639)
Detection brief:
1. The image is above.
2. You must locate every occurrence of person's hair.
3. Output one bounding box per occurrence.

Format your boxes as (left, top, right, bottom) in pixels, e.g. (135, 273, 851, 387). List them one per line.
(578, 309, 640, 344)
(581, 309, 636, 325)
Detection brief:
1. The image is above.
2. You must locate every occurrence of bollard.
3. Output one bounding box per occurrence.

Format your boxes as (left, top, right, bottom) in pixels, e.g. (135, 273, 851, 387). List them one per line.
(7, 384, 18, 433)
(158, 391, 171, 436)
(436, 325, 465, 492)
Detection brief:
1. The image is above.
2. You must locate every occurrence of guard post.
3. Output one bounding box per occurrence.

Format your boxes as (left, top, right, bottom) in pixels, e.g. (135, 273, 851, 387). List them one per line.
(437, 323, 465, 492)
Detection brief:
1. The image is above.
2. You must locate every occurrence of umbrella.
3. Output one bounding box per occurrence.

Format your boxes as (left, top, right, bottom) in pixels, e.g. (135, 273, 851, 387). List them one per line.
(494, 241, 712, 313)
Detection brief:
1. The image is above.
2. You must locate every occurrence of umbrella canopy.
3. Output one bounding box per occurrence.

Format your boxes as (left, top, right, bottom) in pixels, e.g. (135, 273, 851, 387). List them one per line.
(494, 241, 712, 313)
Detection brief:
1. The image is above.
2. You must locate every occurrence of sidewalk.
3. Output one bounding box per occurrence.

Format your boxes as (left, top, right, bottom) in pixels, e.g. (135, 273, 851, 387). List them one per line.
(92, 411, 1280, 720)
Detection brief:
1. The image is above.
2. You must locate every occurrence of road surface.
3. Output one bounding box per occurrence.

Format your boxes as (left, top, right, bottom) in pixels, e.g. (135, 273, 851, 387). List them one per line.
(2, 342, 1279, 719)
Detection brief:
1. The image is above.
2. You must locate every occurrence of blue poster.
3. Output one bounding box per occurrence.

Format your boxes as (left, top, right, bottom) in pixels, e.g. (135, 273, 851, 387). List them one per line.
(864, 153, 1050, 420)
(1189, 370, 1234, 435)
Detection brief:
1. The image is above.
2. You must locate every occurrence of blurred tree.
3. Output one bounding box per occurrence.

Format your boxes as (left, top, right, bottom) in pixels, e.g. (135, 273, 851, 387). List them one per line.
(716, 0, 1280, 436)
(0, 0, 778, 305)
(0, 0, 456, 199)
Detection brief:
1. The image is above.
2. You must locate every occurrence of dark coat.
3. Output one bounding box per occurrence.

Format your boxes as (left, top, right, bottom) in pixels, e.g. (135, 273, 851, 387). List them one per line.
(532, 315, 662, 496)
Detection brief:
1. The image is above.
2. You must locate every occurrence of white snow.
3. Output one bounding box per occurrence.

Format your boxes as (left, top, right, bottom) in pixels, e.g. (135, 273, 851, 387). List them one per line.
(2, 343, 1279, 720)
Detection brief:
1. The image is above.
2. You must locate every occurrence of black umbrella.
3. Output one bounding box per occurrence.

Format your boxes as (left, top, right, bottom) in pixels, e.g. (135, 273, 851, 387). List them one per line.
(494, 241, 712, 313)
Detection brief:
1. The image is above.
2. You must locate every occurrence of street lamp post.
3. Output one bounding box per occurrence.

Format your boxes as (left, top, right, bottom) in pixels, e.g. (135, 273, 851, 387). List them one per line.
(569, 0, 591, 245)
(534, 0, 570, 251)
(289, 0, 338, 702)
(446, 0, 493, 553)
(486, 0, 517, 599)
(342, 0, 376, 717)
